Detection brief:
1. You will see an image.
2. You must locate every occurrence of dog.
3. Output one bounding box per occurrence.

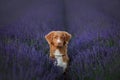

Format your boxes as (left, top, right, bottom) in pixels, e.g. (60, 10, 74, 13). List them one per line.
(45, 31, 72, 71)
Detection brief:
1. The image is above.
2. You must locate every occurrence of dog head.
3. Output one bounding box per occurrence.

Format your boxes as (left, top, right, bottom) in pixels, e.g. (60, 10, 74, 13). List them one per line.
(45, 31, 71, 47)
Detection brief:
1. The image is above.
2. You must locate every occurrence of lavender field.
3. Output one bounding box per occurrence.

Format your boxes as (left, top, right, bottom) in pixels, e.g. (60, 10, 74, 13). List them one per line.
(0, 0, 120, 80)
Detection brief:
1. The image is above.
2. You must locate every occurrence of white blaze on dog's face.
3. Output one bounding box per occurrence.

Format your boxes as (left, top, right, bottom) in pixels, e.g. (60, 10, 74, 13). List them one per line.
(57, 38, 61, 44)
(45, 31, 71, 47)
(53, 31, 64, 47)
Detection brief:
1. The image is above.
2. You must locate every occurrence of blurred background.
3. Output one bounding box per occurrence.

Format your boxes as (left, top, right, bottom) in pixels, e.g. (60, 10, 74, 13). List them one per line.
(0, 0, 120, 80)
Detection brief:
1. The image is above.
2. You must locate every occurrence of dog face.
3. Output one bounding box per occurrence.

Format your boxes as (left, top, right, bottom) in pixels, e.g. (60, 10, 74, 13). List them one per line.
(45, 31, 71, 47)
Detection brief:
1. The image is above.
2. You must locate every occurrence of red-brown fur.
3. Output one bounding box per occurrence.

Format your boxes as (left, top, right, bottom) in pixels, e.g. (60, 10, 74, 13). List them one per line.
(45, 31, 71, 69)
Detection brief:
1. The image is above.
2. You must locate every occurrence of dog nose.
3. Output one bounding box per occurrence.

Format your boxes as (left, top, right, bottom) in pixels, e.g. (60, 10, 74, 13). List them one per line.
(58, 42, 62, 45)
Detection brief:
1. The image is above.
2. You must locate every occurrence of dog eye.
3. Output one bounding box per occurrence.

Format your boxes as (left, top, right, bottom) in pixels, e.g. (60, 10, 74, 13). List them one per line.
(60, 36, 64, 39)
(54, 36, 57, 39)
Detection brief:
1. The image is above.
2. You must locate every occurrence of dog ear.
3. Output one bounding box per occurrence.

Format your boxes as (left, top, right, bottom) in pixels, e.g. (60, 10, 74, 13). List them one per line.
(63, 31, 72, 45)
(45, 31, 55, 45)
